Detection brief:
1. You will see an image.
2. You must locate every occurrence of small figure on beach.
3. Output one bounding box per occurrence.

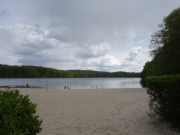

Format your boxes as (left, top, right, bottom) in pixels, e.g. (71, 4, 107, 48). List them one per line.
(64, 86, 70, 89)
(26, 83, 29, 88)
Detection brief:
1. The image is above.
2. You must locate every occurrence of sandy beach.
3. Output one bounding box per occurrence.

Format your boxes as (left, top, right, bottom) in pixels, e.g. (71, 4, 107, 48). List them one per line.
(17, 88, 179, 135)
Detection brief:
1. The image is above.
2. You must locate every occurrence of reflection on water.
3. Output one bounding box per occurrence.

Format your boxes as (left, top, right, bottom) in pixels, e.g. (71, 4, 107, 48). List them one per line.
(0, 78, 142, 89)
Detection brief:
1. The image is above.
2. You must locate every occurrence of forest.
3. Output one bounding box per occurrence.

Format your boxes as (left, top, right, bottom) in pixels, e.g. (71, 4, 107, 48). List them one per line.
(141, 8, 180, 86)
(141, 8, 180, 128)
(0, 64, 140, 78)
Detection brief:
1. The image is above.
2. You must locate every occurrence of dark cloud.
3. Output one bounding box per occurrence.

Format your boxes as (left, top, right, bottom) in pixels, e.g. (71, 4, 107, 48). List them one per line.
(0, 0, 179, 71)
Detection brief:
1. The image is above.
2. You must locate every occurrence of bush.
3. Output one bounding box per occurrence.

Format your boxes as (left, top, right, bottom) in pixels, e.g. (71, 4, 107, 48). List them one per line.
(0, 88, 42, 135)
(146, 75, 180, 127)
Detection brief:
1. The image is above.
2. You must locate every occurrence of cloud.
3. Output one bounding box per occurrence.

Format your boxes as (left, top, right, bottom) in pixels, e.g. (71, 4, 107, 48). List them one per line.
(77, 42, 111, 59)
(126, 46, 142, 61)
(118, 46, 151, 72)
(0, 0, 179, 72)
(0, 24, 71, 65)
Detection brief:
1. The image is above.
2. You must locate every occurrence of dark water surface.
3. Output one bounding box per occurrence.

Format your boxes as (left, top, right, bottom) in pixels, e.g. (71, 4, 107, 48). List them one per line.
(0, 78, 142, 89)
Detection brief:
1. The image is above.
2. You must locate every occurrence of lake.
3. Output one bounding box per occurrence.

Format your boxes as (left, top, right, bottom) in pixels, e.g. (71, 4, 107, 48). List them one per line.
(0, 78, 142, 89)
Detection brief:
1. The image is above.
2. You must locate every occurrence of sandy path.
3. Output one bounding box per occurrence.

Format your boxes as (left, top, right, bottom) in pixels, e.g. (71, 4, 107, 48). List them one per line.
(18, 88, 179, 135)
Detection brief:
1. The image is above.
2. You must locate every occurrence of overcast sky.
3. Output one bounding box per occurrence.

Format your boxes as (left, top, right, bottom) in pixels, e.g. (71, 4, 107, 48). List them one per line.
(0, 0, 179, 72)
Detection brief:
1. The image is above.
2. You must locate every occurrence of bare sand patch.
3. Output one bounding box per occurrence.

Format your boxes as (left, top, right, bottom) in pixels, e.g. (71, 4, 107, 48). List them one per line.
(17, 88, 179, 135)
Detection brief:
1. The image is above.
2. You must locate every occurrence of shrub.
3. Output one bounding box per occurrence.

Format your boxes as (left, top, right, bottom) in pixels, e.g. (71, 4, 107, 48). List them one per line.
(0, 88, 42, 135)
(146, 75, 180, 127)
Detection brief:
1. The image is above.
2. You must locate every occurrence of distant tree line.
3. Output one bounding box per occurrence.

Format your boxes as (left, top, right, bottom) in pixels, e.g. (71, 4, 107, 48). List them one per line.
(0, 65, 140, 78)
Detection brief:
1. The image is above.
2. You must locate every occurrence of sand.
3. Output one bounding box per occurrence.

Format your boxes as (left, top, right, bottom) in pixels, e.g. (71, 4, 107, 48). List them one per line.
(17, 88, 179, 135)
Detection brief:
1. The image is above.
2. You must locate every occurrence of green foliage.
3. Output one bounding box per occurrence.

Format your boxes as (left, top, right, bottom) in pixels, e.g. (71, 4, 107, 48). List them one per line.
(141, 7, 180, 86)
(0, 64, 140, 78)
(146, 75, 180, 127)
(70, 70, 140, 78)
(0, 88, 42, 135)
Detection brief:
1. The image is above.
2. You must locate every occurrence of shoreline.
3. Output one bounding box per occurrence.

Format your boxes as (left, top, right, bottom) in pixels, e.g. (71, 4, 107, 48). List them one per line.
(3, 88, 180, 135)
(0, 86, 143, 90)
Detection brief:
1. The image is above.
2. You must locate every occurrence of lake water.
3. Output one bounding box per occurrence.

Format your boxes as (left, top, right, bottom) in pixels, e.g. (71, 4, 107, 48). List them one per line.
(0, 78, 142, 89)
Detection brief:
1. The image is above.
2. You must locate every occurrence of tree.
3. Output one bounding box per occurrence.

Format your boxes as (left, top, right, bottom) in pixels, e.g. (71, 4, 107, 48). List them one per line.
(141, 8, 180, 86)
(149, 25, 164, 57)
(0, 89, 42, 135)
